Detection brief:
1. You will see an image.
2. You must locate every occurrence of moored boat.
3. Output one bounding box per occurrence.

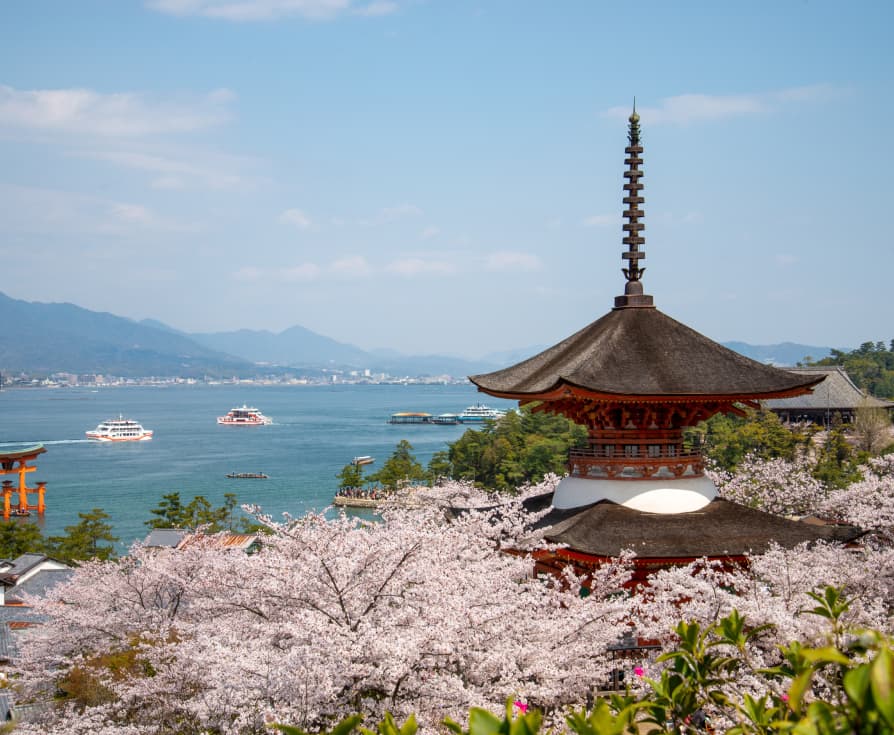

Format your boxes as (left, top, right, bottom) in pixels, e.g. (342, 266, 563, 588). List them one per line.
(226, 472, 269, 479)
(351, 456, 375, 466)
(431, 413, 460, 425)
(86, 416, 153, 442)
(457, 403, 507, 423)
(217, 405, 272, 426)
(387, 412, 432, 425)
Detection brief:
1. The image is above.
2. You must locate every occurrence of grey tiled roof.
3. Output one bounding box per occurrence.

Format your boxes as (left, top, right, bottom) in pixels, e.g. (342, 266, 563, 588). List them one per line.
(13, 569, 73, 599)
(526, 494, 863, 558)
(144, 528, 189, 547)
(7, 553, 49, 577)
(763, 367, 894, 411)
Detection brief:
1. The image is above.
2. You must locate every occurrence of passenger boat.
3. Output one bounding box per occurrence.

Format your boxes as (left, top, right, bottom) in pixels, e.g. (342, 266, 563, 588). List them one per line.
(217, 405, 272, 426)
(457, 403, 507, 423)
(86, 416, 153, 442)
(226, 472, 269, 479)
(351, 456, 375, 466)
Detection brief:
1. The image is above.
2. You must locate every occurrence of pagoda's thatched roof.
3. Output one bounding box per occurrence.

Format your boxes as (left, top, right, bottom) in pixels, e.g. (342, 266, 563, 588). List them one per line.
(524, 494, 863, 559)
(471, 307, 823, 400)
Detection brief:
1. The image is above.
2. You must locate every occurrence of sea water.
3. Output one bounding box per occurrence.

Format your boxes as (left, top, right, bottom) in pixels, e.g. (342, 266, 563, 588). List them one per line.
(0, 384, 514, 548)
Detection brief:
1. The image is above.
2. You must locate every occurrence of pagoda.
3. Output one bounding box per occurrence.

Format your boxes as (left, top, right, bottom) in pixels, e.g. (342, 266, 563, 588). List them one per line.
(470, 108, 861, 579)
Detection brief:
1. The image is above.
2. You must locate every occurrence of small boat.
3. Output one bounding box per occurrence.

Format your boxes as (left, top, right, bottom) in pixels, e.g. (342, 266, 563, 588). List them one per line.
(226, 472, 269, 479)
(86, 416, 153, 442)
(351, 456, 375, 466)
(217, 405, 272, 426)
(457, 403, 507, 423)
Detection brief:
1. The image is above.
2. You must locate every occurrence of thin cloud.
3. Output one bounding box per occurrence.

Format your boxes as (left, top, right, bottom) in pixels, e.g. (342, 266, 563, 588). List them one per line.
(485, 251, 542, 272)
(70, 149, 245, 190)
(0, 183, 196, 235)
(101, 201, 198, 234)
(604, 85, 839, 125)
(279, 208, 313, 229)
(0, 85, 234, 137)
(330, 255, 372, 278)
(355, 1, 397, 16)
(385, 258, 456, 276)
(146, 0, 397, 21)
(279, 263, 322, 281)
(420, 226, 440, 240)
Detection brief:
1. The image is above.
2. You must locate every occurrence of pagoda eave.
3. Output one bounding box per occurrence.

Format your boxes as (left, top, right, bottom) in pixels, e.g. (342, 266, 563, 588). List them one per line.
(474, 376, 824, 406)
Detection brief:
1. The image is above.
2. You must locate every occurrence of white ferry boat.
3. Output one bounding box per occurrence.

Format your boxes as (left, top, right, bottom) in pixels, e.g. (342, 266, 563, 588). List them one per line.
(458, 403, 507, 423)
(217, 405, 272, 426)
(86, 416, 153, 442)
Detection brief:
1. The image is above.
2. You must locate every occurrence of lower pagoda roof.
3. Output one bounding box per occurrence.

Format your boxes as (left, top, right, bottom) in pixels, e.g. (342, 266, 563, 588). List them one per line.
(471, 307, 823, 401)
(524, 493, 863, 559)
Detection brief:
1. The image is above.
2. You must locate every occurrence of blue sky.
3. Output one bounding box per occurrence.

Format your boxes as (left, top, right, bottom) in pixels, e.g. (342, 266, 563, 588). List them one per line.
(1, 1, 892, 359)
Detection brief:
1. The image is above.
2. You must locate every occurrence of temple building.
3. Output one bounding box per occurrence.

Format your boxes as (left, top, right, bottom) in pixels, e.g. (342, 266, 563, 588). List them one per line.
(470, 108, 862, 580)
(763, 366, 894, 425)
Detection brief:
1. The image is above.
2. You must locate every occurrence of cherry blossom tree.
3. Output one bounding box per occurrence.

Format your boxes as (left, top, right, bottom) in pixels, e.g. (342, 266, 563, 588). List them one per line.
(15, 492, 632, 734)
(11, 465, 894, 734)
(709, 453, 827, 517)
(822, 454, 894, 546)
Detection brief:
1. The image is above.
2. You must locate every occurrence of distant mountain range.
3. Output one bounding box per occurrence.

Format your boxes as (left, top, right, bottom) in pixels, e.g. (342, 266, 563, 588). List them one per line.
(0, 292, 501, 378)
(0, 291, 836, 378)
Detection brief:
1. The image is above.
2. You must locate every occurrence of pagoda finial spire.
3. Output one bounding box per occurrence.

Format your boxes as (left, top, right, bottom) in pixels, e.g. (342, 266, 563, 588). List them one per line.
(614, 103, 654, 309)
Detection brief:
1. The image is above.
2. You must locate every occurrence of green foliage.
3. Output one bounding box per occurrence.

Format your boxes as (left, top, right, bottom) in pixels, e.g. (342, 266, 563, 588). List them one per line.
(812, 416, 862, 489)
(49, 508, 118, 562)
(435, 405, 587, 492)
(360, 712, 418, 735)
(0, 519, 47, 558)
(145, 491, 250, 532)
(367, 440, 426, 491)
(270, 714, 364, 735)
(564, 699, 643, 735)
(807, 341, 894, 399)
(337, 463, 366, 490)
(689, 409, 810, 472)
(444, 700, 543, 735)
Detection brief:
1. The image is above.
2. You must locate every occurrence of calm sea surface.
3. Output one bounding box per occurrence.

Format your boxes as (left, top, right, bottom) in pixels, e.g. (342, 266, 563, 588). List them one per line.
(0, 384, 514, 548)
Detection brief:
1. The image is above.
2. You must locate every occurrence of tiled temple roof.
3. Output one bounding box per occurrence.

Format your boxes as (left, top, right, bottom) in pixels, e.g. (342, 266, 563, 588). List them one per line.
(471, 307, 823, 400)
(524, 494, 863, 558)
(763, 367, 893, 411)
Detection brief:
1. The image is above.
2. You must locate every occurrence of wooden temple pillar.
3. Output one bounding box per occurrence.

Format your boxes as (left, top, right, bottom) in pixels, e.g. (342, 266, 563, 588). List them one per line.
(37, 481, 47, 515)
(1, 481, 12, 519)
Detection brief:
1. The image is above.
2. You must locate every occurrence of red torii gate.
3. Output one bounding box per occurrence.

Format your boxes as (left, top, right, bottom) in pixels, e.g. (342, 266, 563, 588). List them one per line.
(0, 444, 47, 518)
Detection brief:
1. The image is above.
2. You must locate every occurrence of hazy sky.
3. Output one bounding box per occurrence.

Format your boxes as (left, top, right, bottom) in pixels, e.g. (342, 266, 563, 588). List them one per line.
(2, 1, 892, 359)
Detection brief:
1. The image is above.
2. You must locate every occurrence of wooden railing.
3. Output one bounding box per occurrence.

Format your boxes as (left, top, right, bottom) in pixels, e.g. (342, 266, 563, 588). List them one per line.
(567, 446, 704, 480)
